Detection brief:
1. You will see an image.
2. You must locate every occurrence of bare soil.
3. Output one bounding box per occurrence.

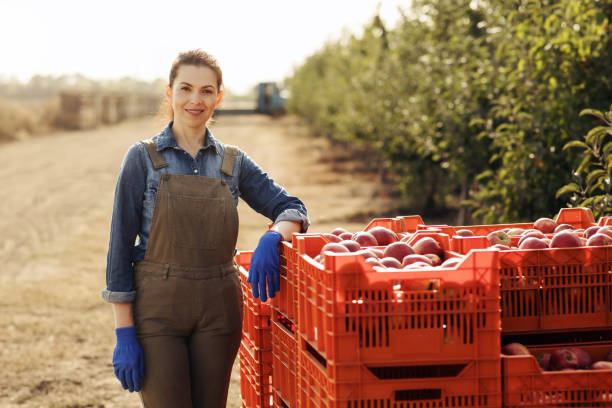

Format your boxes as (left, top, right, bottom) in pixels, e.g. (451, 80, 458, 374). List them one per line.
(0, 114, 399, 407)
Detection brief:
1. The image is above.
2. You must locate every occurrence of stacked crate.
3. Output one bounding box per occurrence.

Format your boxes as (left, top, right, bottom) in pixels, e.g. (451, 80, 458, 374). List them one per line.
(294, 234, 502, 407)
(239, 207, 612, 407)
(237, 251, 274, 408)
(416, 207, 612, 407)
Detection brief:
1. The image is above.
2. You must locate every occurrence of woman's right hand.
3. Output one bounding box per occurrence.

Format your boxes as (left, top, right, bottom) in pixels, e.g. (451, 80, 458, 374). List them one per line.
(112, 326, 144, 392)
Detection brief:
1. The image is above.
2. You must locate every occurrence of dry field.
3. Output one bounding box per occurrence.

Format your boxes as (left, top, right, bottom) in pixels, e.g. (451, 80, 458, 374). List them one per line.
(0, 114, 398, 407)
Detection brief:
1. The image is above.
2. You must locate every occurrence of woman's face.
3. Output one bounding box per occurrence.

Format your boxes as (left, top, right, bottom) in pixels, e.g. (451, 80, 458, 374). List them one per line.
(166, 64, 223, 130)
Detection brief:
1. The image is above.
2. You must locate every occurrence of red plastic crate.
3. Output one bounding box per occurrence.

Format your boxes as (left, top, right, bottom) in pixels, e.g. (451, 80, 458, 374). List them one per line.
(406, 231, 452, 251)
(364, 215, 426, 234)
(499, 246, 612, 334)
(502, 342, 612, 407)
(271, 238, 303, 324)
(598, 216, 612, 226)
(240, 337, 274, 408)
(295, 234, 500, 364)
(273, 390, 291, 408)
(298, 338, 500, 408)
(237, 251, 273, 350)
(271, 314, 298, 408)
(428, 208, 597, 242)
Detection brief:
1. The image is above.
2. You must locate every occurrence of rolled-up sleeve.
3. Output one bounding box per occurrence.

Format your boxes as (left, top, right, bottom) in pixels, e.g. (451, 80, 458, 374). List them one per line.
(238, 151, 309, 233)
(102, 143, 146, 303)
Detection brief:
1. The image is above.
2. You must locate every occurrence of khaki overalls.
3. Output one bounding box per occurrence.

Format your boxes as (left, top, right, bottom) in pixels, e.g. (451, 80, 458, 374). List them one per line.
(133, 140, 243, 408)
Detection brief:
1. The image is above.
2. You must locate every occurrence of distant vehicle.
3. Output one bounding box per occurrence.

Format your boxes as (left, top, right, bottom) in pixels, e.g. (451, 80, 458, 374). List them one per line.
(255, 82, 287, 116)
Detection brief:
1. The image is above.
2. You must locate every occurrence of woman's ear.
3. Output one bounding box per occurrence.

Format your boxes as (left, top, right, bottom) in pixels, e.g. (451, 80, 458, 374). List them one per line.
(165, 84, 172, 103)
(215, 90, 224, 109)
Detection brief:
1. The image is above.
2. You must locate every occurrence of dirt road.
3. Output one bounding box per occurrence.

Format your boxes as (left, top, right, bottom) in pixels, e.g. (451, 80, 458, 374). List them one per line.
(0, 114, 398, 407)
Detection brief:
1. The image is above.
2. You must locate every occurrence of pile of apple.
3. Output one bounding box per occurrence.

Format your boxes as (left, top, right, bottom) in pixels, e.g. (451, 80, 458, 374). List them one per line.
(502, 342, 612, 371)
(461, 217, 612, 250)
(314, 226, 464, 270)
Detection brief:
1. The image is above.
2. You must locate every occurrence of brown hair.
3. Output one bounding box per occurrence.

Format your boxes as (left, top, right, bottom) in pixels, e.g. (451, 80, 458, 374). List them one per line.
(156, 49, 223, 125)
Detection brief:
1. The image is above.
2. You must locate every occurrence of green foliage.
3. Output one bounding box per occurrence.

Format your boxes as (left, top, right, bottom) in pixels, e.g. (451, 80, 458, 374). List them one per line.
(287, 0, 612, 222)
(556, 105, 612, 219)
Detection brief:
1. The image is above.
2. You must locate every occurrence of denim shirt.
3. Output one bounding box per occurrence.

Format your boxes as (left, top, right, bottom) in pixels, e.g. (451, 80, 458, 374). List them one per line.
(102, 122, 309, 303)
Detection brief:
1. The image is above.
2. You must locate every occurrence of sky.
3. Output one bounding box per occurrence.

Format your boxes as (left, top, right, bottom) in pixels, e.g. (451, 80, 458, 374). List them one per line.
(1, 0, 410, 95)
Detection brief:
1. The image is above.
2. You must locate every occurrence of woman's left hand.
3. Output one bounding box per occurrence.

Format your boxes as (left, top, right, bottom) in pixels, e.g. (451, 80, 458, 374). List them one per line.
(248, 230, 283, 302)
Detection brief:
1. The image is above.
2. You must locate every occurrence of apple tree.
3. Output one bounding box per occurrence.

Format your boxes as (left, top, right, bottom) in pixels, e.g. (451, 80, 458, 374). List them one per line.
(556, 105, 612, 219)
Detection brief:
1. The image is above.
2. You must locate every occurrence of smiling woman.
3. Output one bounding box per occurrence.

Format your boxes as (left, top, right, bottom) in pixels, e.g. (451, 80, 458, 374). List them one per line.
(157, 51, 223, 128)
(165, 65, 224, 157)
(102, 49, 309, 407)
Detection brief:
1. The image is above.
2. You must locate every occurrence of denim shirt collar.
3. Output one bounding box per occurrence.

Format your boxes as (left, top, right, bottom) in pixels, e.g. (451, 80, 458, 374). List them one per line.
(155, 121, 222, 156)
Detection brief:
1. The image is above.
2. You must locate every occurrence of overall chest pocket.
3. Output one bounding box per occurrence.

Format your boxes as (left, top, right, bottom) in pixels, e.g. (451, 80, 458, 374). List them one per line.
(169, 195, 226, 250)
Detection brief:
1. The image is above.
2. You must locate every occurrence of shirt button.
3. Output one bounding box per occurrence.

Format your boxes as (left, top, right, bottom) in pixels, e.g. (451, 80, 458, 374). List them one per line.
(194, 169, 199, 174)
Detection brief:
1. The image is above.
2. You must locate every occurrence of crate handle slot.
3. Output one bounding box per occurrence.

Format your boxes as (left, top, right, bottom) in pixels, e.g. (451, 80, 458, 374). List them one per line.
(367, 363, 467, 379)
(395, 389, 442, 401)
(305, 341, 327, 368)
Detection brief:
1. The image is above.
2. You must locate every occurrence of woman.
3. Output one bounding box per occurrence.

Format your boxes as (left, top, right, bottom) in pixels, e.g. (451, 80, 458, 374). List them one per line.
(102, 49, 309, 407)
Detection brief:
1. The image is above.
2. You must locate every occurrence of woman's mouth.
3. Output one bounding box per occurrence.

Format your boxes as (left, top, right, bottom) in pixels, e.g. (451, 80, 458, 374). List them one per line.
(185, 108, 204, 116)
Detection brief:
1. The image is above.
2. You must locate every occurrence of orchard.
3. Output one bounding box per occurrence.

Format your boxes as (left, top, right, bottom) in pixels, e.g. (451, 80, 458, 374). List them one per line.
(286, 0, 612, 224)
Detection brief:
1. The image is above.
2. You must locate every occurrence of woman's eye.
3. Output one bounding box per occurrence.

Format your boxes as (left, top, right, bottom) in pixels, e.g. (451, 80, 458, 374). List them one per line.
(181, 87, 190, 91)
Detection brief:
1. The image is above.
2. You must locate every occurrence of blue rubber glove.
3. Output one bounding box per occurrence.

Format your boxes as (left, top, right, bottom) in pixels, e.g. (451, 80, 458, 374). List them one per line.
(113, 326, 144, 392)
(247, 230, 283, 302)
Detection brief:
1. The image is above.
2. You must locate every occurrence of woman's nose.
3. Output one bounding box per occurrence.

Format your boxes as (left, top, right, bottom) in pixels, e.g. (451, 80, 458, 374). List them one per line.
(190, 92, 204, 104)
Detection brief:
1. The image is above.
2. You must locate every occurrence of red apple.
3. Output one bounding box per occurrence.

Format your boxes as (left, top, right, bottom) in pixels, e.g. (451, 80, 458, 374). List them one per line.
(550, 230, 582, 248)
(403, 261, 432, 270)
(455, 229, 475, 237)
(352, 231, 379, 246)
(424, 253, 442, 266)
(554, 223, 575, 233)
(568, 347, 592, 369)
(367, 226, 399, 246)
(502, 342, 531, 356)
(591, 361, 612, 370)
(412, 236, 443, 257)
(365, 257, 382, 267)
(586, 233, 612, 246)
(597, 226, 612, 238)
(383, 241, 415, 262)
(491, 243, 512, 250)
(440, 257, 463, 268)
(320, 242, 350, 256)
(401, 254, 434, 267)
(537, 353, 551, 371)
(519, 237, 549, 250)
(368, 248, 385, 258)
(331, 227, 349, 236)
(322, 232, 342, 243)
(507, 227, 525, 236)
(358, 249, 377, 260)
(584, 226, 601, 238)
(487, 230, 511, 246)
(339, 240, 361, 252)
(518, 230, 547, 246)
(380, 257, 402, 268)
(534, 217, 557, 234)
(339, 232, 353, 240)
(549, 349, 579, 371)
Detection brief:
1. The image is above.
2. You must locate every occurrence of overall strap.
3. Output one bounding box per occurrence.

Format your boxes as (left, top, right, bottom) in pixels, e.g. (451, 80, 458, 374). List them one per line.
(221, 145, 239, 177)
(141, 139, 168, 170)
